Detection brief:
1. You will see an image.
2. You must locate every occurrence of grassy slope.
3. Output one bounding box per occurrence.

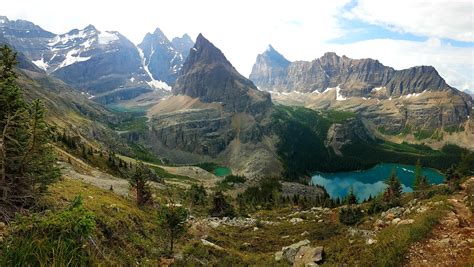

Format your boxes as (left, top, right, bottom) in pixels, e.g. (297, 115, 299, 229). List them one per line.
(42, 178, 164, 265)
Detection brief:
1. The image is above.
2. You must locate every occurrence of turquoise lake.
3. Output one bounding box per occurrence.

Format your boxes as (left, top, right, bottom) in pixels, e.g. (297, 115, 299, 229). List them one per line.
(311, 163, 445, 201)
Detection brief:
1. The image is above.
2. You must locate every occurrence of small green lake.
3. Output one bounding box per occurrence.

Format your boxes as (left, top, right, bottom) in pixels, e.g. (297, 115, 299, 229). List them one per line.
(214, 167, 232, 177)
(311, 163, 445, 201)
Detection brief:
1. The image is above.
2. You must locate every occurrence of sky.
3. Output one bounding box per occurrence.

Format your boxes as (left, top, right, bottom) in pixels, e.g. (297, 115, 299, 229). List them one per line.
(3, 0, 474, 90)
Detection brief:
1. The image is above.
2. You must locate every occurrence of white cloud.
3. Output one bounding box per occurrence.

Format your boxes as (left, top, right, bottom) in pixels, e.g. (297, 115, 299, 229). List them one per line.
(344, 0, 474, 42)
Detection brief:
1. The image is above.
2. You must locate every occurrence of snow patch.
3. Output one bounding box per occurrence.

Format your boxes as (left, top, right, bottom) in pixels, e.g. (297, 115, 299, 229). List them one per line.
(136, 46, 172, 91)
(32, 57, 49, 71)
(336, 86, 348, 101)
(58, 49, 91, 68)
(405, 91, 425, 98)
(322, 87, 335, 94)
(372, 86, 385, 92)
(48, 30, 88, 47)
(147, 80, 172, 91)
(192, 47, 198, 51)
(129, 77, 135, 82)
(98, 31, 119, 45)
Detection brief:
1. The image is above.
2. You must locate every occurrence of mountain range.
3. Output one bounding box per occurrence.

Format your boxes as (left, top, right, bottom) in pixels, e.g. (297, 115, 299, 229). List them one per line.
(250, 46, 473, 147)
(0, 15, 193, 105)
(1, 15, 473, 177)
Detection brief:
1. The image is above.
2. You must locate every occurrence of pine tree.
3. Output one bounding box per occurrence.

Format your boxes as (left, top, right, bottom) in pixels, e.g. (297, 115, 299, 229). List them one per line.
(346, 186, 357, 205)
(413, 159, 423, 190)
(158, 204, 188, 255)
(0, 45, 59, 219)
(24, 100, 60, 192)
(383, 169, 402, 206)
(130, 162, 152, 206)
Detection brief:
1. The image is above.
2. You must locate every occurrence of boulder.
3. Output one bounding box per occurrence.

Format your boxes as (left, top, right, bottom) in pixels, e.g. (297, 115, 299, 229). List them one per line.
(282, 239, 311, 263)
(293, 245, 324, 267)
(398, 219, 414, 225)
(275, 251, 283, 262)
(201, 239, 224, 250)
(391, 218, 402, 225)
(290, 217, 304, 224)
(366, 238, 377, 245)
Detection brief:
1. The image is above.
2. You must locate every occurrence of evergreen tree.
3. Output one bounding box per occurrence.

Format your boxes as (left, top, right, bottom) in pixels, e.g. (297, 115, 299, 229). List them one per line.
(130, 162, 153, 206)
(413, 159, 430, 198)
(209, 191, 235, 217)
(0, 45, 59, 219)
(158, 204, 188, 255)
(413, 159, 423, 190)
(383, 169, 402, 206)
(346, 186, 357, 205)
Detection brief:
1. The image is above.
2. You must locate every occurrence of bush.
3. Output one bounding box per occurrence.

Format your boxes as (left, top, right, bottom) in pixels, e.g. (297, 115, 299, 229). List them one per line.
(209, 191, 235, 218)
(223, 175, 246, 184)
(0, 196, 96, 266)
(339, 206, 363, 225)
(187, 184, 207, 206)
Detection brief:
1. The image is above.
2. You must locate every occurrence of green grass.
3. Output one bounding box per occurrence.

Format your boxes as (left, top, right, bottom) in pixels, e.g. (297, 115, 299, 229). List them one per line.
(112, 116, 148, 133)
(9, 179, 166, 265)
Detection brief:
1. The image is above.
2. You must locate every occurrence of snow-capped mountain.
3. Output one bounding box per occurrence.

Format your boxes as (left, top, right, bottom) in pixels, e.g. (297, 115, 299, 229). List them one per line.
(0, 16, 192, 104)
(137, 28, 193, 86)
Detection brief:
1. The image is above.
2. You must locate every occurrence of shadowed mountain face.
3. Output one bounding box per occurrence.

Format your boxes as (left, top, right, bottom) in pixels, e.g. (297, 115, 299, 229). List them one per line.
(137, 28, 194, 85)
(250, 47, 472, 138)
(173, 34, 272, 114)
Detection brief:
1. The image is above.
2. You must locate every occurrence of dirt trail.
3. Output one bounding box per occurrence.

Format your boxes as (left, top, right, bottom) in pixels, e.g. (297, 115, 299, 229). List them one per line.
(405, 177, 474, 266)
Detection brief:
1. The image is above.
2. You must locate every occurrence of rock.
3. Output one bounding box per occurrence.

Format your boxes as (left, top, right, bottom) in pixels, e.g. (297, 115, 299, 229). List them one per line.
(0, 222, 5, 229)
(318, 219, 324, 223)
(290, 218, 304, 224)
(439, 238, 450, 246)
(385, 213, 395, 221)
(282, 235, 290, 239)
(366, 238, 377, 245)
(253, 227, 259, 231)
(408, 199, 418, 206)
(201, 239, 224, 250)
(416, 206, 429, 213)
(373, 219, 386, 229)
(398, 219, 414, 225)
(275, 251, 283, 262)
(391, 218, 402, 225)
(301, 231, 309, 236)
(293, 245, 324, 266)
(281, 239, 311, 263)
(209, 221, 220, 229)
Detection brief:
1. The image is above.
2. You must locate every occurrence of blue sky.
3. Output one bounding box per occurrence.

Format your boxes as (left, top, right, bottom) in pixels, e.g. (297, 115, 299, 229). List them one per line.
(2, 0, 473, 90)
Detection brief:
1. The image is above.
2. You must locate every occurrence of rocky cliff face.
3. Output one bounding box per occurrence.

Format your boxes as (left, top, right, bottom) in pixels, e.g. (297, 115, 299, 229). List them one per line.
(146, 34, 279, 177)
(250, 48, 473, 144)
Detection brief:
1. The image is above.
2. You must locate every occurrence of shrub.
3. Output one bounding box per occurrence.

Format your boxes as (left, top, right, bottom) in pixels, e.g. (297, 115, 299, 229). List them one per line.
(0, 195, 95, 266)
(339, 206, 363, 225)
(209, 191, 235, 218)
(187, 184, 207, 206)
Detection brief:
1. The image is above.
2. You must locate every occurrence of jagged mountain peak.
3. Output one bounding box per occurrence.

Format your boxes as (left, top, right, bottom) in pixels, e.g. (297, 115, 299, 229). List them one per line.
(171, 33, 194, 58)
(181, 33, 232, 73)
(174, 34, 271, 113)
